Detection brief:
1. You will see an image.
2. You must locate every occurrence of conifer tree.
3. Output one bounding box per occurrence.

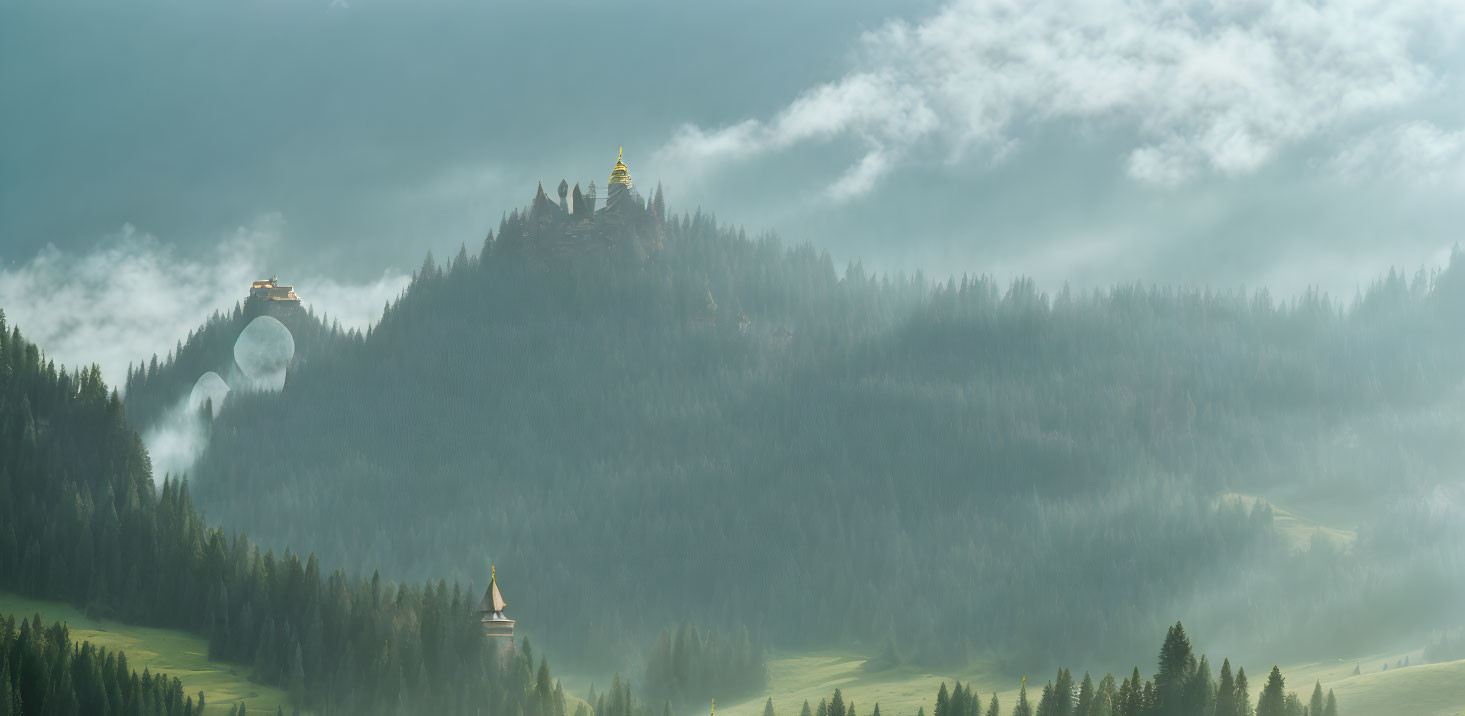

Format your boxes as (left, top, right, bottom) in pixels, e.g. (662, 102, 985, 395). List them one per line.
(1036, 682, 1056, 716)
(986, 693, 1000, 716)
(1308, 682, 1323, 716)
(1096, 675, 1117, 714)
(1075, 673, 1094, 716)
(1236, 667, 1252, 716)
(1126, 668, 1145, 716)
(1255, 667, 1286, 716)
(801, 700, 813, 716)
(764, 698, 777, 716)
(1012, 680, 1032, 716)
(1186, 655, 1214, 715)
(1154, 622, 1195, 716)
(830, 689, 846, 716)
(1054, 669, 1074, 716)
(0, 660, 11, 716)
(1214, 659, 1237, 716)
(1322, 690, 1336, 716)
(1282, 692, 1302, 716)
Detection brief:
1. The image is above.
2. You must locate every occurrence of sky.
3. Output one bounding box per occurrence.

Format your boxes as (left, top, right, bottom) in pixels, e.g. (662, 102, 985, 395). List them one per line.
(3, 0, 1465, 384)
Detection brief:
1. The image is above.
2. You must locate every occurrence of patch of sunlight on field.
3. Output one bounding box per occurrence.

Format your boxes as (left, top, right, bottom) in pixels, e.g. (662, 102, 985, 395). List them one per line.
(712, 645, 1464, 716)
(710, 652, 1028, 716)
(1221, 493, 1356, 552)
(1261, 650, 1465, 716)
(0, 591, 298, 715)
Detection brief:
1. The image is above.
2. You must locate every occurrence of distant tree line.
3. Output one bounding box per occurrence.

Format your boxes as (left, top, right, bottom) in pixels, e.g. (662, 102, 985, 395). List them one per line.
(643, 623, 767, 710)
(854, 623, 1340, 716)
(1423, 630, 1463, 664)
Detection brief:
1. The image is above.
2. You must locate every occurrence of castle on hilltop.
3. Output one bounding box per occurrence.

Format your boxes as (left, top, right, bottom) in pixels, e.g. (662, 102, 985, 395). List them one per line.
(248, 276, 301, 304)
(493, 148, 666, 264)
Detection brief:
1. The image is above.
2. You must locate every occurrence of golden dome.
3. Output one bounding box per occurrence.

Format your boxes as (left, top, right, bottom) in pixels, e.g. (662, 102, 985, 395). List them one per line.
(608, 146, 632, 186)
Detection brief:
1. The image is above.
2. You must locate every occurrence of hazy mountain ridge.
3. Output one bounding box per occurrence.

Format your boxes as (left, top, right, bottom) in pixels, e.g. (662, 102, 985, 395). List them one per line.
(127, 202, 1465, 674)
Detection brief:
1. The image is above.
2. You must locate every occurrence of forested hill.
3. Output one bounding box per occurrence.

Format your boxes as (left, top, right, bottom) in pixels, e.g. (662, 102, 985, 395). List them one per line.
(0, 311, 582, 715)
(133, 198, 1465, 674)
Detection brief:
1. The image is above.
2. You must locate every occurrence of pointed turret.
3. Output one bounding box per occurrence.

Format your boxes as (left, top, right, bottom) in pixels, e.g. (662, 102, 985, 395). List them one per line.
(479, 571, 507, 613)
(531, 181, 563, 220)
(608, 147, 632, 188)
(478, 566, 515, 641)
(604, 148, 634, 212)
(571, 182, 587, 217)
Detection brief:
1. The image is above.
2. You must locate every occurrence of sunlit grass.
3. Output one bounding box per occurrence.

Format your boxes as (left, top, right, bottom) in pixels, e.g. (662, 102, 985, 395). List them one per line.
(0, 591, 298, 715)
(708, 647, 1464, 716)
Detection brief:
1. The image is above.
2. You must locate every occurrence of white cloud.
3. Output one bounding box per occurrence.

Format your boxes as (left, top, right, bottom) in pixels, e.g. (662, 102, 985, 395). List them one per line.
(1328, 120, 1465, 184)
(657, 0, 1465, 195)
(0, 220, 409, 390)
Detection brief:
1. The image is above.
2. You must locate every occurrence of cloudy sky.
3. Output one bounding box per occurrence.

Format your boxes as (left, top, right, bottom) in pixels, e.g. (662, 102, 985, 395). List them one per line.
(3, 0, 1465, 382)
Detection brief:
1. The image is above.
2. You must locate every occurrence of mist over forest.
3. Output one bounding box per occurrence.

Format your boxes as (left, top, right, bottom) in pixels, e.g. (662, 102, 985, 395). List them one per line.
(7, 1, 1465, 714)
(116, 191, 1465, 683)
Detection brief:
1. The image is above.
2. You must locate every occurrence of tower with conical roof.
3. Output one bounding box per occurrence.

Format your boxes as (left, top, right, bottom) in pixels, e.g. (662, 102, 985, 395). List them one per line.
(604, 147, 634, 212)
(478, 566, 515, 642)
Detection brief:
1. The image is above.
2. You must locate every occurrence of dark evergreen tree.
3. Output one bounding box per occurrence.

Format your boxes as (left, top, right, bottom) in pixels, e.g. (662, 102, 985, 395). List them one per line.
(1154, 622, 1195, 716)
(1214, 659, 1237, 716)
(1054, 669, 1074, 716)
(1036, 682, 1056, 716)
(1186, 655, 1214, 716)
(1255, 667, 1286, 716)
(1075, 673, 1094, 716)
(1235, 667, 1251, 716)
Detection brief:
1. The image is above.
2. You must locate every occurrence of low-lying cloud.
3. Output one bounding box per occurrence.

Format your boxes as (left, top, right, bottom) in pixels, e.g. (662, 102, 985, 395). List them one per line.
(658, 0, 1465, 197)
(0, 219, 410, 389)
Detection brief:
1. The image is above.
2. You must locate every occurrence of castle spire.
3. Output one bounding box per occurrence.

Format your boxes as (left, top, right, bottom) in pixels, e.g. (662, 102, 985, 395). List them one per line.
(478, 565, 515, 641)
(608, 147, 631, 187)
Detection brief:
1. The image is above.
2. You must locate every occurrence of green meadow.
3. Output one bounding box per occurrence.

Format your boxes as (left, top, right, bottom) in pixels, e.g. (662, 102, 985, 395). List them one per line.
(0, 591, 297, 715)
(703, 648, 1464, 716)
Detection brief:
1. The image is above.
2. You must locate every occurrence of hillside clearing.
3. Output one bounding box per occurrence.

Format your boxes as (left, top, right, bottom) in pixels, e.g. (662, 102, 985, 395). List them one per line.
(0, 591, 296, 715)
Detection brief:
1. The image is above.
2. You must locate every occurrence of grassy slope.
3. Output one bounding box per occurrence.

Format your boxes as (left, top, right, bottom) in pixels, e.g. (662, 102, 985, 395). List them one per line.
(709, 652, 1025, 716)
(1250, 651, 1465, 716)
(0, 591, 295, 715)
(707, 649, 1464, 716)
(709, 501, 1462, 716)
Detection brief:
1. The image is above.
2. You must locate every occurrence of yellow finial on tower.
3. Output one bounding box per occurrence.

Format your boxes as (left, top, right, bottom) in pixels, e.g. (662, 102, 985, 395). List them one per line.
(609, 147, 632, 186)
(492, 565, 496, 581)
(711, 699, 715, 716)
